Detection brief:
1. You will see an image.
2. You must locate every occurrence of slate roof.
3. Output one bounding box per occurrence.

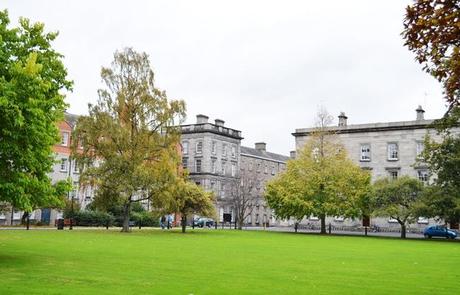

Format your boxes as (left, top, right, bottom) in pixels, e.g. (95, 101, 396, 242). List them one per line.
(240, 146, 290, 163)
(64, 112, 80, 128)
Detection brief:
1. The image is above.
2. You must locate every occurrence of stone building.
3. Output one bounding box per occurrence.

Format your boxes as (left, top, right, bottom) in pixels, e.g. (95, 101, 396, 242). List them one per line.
(240, 143, 290, 226)
(180, 115, 290, 224)
(292, 106, 460, 229)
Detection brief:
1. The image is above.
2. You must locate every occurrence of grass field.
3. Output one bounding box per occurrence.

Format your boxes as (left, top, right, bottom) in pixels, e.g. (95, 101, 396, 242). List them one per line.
(0, 229, 459, 295)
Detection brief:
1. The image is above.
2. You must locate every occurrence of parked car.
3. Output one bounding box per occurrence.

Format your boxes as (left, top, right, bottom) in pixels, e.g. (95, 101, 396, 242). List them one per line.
(194, 218, 214, 228)
(423, 226, 457, 239)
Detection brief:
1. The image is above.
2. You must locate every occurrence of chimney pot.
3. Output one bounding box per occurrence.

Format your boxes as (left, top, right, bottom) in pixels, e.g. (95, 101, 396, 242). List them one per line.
(338, 112, 348, 127)
(196, 114, 209, 124)
(255, 142, 266, 152)
(290, 151, 297, 159)
(215, 119, 225, 126)
(416, 105, 425, 120)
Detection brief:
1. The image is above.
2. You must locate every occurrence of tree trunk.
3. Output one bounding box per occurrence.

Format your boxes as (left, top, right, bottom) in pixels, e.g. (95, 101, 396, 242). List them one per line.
(237, 218, 243, 230)
(121, 202, 131, 232)
(26, 213, 30, 230)
(181, 214, 187, 233)
(400, 222, 407, 239)
(320, 214, 326, 234)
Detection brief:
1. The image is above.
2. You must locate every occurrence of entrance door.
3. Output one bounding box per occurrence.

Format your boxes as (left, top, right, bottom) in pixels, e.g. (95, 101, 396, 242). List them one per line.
(41, 209, 51, 225)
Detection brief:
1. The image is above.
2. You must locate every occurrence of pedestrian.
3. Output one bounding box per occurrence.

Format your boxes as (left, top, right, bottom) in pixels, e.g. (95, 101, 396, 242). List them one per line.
(160, 215, 166, 230)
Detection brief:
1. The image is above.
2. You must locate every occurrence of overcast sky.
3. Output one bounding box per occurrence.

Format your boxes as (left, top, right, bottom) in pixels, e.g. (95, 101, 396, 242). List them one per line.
(5, 0, 448, 155)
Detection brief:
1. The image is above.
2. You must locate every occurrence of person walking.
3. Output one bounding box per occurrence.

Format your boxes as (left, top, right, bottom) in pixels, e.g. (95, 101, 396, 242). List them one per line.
(160, 216, 166, 230)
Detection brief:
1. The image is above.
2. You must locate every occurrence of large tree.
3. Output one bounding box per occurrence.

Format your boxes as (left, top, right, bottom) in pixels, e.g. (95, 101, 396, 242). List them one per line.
(0, 10, 72, 213)
(72, 48, 185, 232)
(403, 0, 460, 108)
(265, 110, 371, 234)
(373, 176, 425, 239)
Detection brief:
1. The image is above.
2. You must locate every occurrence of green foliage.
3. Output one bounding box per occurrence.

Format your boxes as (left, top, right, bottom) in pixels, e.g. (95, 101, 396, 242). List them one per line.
(403, 0, 460, 107)
(373, 176, 425, 238)
(131, 211, 160, 227)
(419, 126, 460, 223)
(72, 48, 186, 231)
(0, 10, 72, 211)
(265, 134, 371, 230)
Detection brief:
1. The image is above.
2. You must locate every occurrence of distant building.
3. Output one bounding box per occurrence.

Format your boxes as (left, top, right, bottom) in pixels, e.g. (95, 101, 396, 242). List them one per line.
(292, 106, 460, 229)
(240, 143, 289, 226)
(180, 115, 290, 224)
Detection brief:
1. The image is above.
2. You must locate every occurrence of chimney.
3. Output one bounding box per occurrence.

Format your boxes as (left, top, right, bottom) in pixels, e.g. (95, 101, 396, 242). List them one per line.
(338, 112, 348, 127)
(416, 105, 425, 120)
(196, 114, 209, 124)
(290, 151, 297, 159)
(215, 119, 225, 126)
(255, 142, 266, 152)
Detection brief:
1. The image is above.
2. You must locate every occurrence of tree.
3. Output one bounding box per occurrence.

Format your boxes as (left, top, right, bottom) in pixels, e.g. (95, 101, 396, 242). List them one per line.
(72, 48, 185, 232)
(373, 176, 425, 238)
(0, 10, 72, 213)
(418, 132, 460, 226)
(265, 109, 371, 234)
(167, 177, 215, 233)
(403, 0, 460, 108)
(230, 169, 260, 230)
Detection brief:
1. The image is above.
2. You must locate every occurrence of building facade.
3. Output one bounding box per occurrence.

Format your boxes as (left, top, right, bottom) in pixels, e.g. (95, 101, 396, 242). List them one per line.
(292, 106, 460, 229)
(180, 115, 290, 224)
(240, 143, 289, 226)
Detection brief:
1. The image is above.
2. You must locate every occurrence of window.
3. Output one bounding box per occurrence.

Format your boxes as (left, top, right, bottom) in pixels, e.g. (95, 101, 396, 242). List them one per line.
(196, 141, 203, 154)
(231, 145, 236, 158)
(221, 183, 225, 198)
(231, 163, 236, 177)
(309, 216, 319, 221)
(360, 144, 371, 161)
(257, 163, 261, 172)
(195, 159, 202, 173)
(210, 182, 216, 191)
(60, 158, 68, 172)
(271, 166, 275, 175)
(211, 159, 217, 174)
(212, 141, 217, 154)
(221, 162, 226, 175)
(334, 216, 345, 222)
(417, 170, 429, 184)
(182, 141, 189, 155)
(416, 141, 424, 158)
(182, 157, 188, 169)
(264, 165, 268, 174)
(389, 170, 398, 180)
(73, 160, 79, 173)
(387, 143, 398, 160)
(61, 132, 69, 146)
(222, 144, 227, 157)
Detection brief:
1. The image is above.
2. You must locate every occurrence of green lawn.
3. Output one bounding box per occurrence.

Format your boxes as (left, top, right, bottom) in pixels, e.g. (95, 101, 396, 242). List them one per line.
(0, 229, 459, 294)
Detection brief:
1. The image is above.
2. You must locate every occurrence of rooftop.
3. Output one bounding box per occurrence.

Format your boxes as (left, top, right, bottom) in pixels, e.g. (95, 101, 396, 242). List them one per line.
(240, 146, 290, 163)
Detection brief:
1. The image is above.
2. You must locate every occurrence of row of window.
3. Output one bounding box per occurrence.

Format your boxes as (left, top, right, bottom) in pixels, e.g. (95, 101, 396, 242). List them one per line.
(183, 158, 237, 176)
(58, 158, 79, 173)
(242, 161, 279, 175)
(359, 141, 424, 162)
(386, 169, 429, 183)
(182, 141, 237, 158)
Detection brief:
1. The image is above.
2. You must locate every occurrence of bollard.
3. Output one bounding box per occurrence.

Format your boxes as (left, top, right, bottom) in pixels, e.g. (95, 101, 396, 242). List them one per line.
(328, 223, 332, 234)
(294, 223, 298, 233)
(365, 226, 368, 236)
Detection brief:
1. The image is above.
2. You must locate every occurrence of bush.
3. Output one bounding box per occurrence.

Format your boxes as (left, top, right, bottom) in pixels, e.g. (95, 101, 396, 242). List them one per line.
(131, 211, 160, 227)
(70, 211, 115, 227)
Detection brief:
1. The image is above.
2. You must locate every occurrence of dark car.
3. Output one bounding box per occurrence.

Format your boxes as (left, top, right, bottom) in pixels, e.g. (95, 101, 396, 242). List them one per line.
(423, 225, 457, 239)
(194, 218, 214, 228)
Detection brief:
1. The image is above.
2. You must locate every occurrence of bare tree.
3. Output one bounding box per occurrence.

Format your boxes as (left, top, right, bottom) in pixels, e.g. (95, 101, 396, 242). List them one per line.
(230, 169, 260, 230)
